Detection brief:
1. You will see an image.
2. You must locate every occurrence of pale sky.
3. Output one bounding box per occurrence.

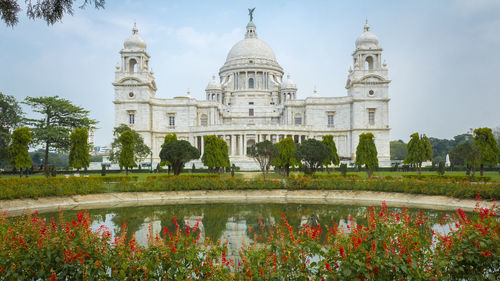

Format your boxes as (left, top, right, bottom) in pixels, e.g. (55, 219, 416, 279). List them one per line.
(1, 0, 499, 146)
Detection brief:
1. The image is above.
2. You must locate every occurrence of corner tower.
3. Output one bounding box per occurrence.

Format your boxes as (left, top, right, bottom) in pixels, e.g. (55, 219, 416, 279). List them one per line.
(113, 24, 156, 148)
(346, 21, 391, 165)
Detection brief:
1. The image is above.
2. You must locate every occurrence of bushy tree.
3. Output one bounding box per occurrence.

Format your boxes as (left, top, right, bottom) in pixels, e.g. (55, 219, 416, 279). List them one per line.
(202, 135, 229, 173)
(272, 137, 298, 177)
(110, 124, 151, 166)
(404, 133, 432, 174)
(390, 140, 407, 161)
(8, 127, 32, 177)
(68, 128, 90, 172)
(160, 140, 200, 176)
(322, 135, 339, 173)
(294, 139, 331, 176)
(473, 127, 499, 176)
(0, 0, 105, 27)
(248, 140, 277, 180)
(23, 96, 96, 177)
(0, 93, 24, 168)
(355, 133, 378, 177)
(159, 133, 177, 173)
(118, 130, 136, 175)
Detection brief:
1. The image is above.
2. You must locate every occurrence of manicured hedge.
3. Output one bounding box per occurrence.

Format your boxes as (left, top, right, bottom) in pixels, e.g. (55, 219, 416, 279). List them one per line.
(401, 174, 492, 182)
(145, 173, 220, 180)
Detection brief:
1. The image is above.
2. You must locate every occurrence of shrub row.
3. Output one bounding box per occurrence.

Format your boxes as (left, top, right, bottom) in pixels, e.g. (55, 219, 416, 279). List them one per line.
(145, 173, 220, 180)
(401, 174, 492, 182)
(1, 205, 498, 280)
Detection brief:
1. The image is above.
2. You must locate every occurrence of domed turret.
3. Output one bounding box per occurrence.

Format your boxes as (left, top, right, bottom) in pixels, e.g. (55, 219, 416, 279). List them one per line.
(206, 75, 222, 91)
(124, 24, 147, 51)
(281, 74, 296, 90)
(355, 21, 379, 50)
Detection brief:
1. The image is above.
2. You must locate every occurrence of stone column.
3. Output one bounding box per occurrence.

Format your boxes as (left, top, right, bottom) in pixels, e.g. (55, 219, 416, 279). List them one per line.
(243, 135, 247, 157)
(200, 135, 204, 156)
(231, 135, 236, 156)
(239, 135, 243, 156)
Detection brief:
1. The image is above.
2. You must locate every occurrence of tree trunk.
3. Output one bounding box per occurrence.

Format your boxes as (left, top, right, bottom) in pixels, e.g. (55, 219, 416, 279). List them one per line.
(417, 164, 422, 175)
(19, 168, 23, 178)
(125, 167, 129, 176)
(480, 164, 484, 176)
(44, 141, 50, 178)
(327, 166, 330, 174)
(366, 167, 372, 178)
(285, 165, 289, 177)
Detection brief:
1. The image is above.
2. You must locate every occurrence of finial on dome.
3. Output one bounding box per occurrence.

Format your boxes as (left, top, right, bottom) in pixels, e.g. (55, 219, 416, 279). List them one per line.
(132, 22, 138, 34)
(187, 88, 191, 98)
(245, 8, 257, 38)
(364, 19, 370, 32)
(313, 86, 318, 97)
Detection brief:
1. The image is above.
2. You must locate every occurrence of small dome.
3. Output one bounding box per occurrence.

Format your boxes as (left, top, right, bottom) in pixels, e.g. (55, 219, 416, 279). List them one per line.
(206, 75, 222, 90)
(281, 74, 296, 89)
(124, 24, 147, 51)
(355, 22, 379, 50)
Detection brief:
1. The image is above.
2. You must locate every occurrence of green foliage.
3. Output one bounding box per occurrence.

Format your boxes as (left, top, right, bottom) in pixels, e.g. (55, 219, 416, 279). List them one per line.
(437, 161, 445, 175)
(322, 135, 340, 170)
(101, 164, 106, 176)
(118, 130, 136, 175)
(23, 96, 96, 177)
(451, 141, 482, 176)
(8, 127, 32, 177)
(339, 163, 348, 177)
(110, 124, 151, 165)
(0, 92, 24, 168)
(390, 140, 407, 160)
(474, 127, 500, 175)
(159, 139, 200, 176)
(68, 128, 90, 171)
(201, 135, 230, 172)
(272, 137, 298, 177)
(247, 140, 277, 179)
(404, 133, 433, 174)
(355, 133, 378, 177)
(294, 138, 331, 176)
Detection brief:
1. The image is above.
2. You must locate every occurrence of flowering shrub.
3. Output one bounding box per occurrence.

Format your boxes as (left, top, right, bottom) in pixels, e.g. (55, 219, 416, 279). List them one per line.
(0, 203, 497, 280)
(401, 174, 492, 182)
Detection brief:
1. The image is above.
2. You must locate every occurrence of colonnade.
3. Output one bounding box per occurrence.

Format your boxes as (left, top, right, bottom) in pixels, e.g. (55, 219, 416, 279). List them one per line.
(194, 133, 310, 157)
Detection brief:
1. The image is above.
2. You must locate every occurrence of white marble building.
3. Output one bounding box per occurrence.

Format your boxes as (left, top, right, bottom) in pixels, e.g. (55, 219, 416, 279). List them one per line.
(113, 17, 391, 170)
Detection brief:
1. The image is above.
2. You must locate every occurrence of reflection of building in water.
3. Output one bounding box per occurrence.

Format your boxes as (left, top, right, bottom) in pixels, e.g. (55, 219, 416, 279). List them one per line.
(135, 219, 162, 247)
(220, 217, 253, 264)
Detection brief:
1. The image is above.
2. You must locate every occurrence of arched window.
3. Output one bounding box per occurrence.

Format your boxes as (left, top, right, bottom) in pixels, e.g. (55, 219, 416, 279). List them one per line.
(200, 114, 208, 126)
(129, 58, 137, 73)
(365, 56, 374, 70)
(248, 78, 254, 89)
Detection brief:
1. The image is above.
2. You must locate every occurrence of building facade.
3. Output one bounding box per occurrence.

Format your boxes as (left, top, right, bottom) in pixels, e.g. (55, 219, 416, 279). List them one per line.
(113, 18, 391, 170)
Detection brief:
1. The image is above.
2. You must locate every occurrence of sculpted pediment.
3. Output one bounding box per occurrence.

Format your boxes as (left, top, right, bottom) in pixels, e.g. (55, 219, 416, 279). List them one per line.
(360, 74, 386, 83)
(118, 77, 143, 84)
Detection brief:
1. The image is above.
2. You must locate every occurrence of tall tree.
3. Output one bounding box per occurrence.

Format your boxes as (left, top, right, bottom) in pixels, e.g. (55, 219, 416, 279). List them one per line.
(473, 127, 499, 176)
(248, 140, 277, 180)
(118, 130, 136, 175)
(272, 137, 298, 177)
(294, 139, 331, 176)
(322, 135, 339, 173)
(0, 0, 105, 27)
(8, 127, 32, 177)
(110, 124, 151, 166)
(24, 96, 96, 177)
(202, 135, 229, 173)
(355, 133, 378, 177)
(68, 128, 90, 172)
(159, 140, 200, 176)
(404, 133, 432, 174)
(0, 92, 24, 167)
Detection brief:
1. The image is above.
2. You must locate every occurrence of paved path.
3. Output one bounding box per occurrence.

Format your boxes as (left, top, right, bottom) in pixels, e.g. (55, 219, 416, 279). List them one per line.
(1, 190, 497, 217)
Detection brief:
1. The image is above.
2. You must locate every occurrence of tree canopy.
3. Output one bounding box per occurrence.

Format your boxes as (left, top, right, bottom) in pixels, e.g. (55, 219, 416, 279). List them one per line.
(294, 138, 331, 176)
(1, 0, 105, 27)
(110, 124, 151, 165)
(322, 135, 339, 172)
(159, 139, 200, 176)
(202, 135, 230, 173)
(23, 96, 96, 176)
(390, 140, 407, 161)
(404, 133, 432, 174)
(8, 127, 32, 177)
(355, 133, 378, 177)
(118, 130, 136, 175)
(272, 137, 298, 177)
(68, 127, 90, 172)
(248, 140, 277, 180)
(0, 92, 24, 167)
(473, 127, 499, 175)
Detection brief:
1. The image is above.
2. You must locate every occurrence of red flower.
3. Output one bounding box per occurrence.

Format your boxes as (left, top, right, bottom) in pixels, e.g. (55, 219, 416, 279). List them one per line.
(325, 262, 332, 272)
(481, 250, 492, 257)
